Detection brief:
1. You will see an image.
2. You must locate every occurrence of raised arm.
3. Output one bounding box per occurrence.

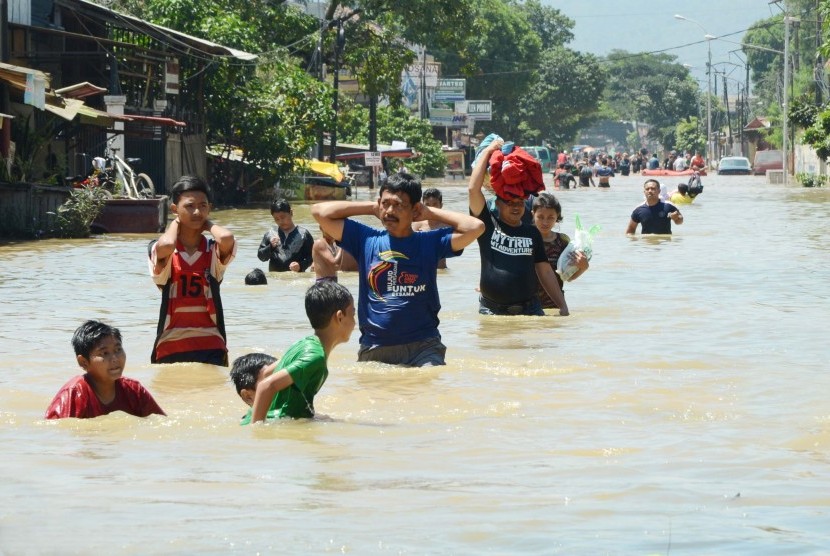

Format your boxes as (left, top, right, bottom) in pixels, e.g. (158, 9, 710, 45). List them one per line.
(468, 139, 503, 216)
(311, 201, 377, 241)
(416, 206, 484, 251)
(153, 218, 180, 272)
(204, 220, 235, 263)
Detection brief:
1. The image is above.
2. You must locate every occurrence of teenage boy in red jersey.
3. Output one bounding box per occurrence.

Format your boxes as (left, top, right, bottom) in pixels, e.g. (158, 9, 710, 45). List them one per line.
(148, 175, 236, 366)
(46, 320, 165, 419)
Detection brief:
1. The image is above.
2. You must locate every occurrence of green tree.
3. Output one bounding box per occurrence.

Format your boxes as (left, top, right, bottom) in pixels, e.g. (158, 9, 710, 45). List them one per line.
(520, 0, 575, 49)
(674, 117, 705, 155)
(603, 50, 701, 150)
(519, 47, 606, 146)
(436, 0, 542, 139)
(339, 103, 446, 177)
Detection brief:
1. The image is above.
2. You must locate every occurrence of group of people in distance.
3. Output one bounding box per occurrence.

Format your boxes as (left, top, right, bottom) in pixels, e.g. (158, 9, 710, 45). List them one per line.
(46, 142, 688, 425)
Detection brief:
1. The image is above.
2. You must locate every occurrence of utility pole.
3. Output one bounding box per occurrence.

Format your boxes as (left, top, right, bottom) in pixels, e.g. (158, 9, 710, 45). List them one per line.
(722, 74, 732, 155)
(783, 15, 797, 186)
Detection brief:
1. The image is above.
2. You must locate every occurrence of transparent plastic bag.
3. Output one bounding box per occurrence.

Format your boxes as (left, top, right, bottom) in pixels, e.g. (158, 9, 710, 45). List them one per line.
(556, 214, 601, 281)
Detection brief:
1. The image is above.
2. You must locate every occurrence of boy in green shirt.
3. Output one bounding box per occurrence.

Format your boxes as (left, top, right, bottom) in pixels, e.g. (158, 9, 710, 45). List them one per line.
(230, 281, 355, 424)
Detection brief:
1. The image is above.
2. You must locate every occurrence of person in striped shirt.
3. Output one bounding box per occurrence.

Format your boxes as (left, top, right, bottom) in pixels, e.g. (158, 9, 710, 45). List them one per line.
(148, 175, 236, 366)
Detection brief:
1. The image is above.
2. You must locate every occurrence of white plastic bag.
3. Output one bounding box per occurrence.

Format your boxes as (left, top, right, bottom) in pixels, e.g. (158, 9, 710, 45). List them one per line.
(556, 214, 600, 281)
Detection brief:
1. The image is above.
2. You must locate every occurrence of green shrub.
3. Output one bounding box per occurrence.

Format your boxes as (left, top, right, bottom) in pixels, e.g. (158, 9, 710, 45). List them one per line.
(51, 186, 109, 237)
(795, 172, 827, 188)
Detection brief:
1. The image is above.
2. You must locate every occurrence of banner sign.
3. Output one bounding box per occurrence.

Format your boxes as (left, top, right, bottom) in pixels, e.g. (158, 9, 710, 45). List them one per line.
(429, 108, 467, 127)
(403, 62, 440, 88)
(434, 78, 465, 102)
(364, 152, 382, 167)
(465, 100, 492, 121)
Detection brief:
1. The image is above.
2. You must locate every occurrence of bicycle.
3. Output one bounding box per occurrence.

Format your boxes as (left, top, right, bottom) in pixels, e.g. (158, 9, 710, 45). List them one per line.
(95, 147, 155, 199)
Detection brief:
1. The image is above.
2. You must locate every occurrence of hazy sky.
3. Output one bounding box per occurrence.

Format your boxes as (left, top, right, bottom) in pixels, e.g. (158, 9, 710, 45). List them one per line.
(553, 0, 786, 89)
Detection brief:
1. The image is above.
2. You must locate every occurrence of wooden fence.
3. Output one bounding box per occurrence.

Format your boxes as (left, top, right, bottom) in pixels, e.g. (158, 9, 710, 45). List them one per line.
(0, 183, 70, 238)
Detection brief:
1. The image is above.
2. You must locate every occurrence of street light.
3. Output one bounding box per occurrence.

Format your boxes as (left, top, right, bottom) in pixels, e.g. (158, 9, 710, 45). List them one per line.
(675, 15, 715, 167)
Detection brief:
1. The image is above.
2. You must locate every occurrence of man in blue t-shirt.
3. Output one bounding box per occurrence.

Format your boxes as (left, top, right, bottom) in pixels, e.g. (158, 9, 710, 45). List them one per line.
(312, 173, 484, 366)
(626, 179, 684, 235)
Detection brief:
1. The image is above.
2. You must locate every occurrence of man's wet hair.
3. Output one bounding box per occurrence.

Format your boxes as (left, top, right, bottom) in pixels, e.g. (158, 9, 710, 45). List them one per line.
(171, 175, 212, 204)
(531, 192, 564, 222)
(71, 320, 122, 359)
(380, 172, 422, 205)
(270, 199, 291, 214)
(678, 183, 690, 195)
(245, 268, 267, 285)
(230, 353, 277, 394)
(422, 187, 442, 204)
(305, 280, 353, 330)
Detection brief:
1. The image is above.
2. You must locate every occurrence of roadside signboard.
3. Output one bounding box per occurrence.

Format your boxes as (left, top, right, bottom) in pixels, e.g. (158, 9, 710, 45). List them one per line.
(402, 62, 440, 88)
(429, 108, 467, 127)
(465, 100, 492, 121)
(364, 152, 382, 167)
(434, 78, 465, 102)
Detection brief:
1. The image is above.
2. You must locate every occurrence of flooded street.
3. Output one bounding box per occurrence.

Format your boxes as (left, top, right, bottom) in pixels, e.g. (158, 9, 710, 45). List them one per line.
(1, 172, 829, 553)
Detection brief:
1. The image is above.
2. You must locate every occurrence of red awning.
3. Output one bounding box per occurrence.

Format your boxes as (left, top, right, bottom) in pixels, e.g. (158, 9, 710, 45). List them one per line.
(126, 114, 186, 127)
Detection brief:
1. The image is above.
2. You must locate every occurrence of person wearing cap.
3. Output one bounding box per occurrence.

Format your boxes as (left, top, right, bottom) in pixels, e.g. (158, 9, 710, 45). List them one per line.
(468, 138, 569, 316)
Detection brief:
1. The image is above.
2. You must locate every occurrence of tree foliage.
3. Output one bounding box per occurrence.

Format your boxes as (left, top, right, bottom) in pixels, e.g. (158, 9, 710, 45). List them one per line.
(519, 47, 606, 147)
(520, 0, 575, 49)
(603, 50, 701, 150)
(436, 0, 542, 140)
(674, 117, 705, 155)
(338, 102, 446, 177)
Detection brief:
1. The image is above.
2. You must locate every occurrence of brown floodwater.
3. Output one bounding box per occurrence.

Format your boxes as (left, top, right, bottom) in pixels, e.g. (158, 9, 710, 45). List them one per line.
(1, 172, 828, 553)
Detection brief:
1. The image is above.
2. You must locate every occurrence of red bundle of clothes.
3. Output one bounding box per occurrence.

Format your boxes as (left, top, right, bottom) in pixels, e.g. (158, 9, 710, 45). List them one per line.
(488, 145, 545, 199)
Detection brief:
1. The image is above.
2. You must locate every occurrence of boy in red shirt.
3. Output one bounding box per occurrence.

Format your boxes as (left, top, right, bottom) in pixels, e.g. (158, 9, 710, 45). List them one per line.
(45, 320, 165, 419)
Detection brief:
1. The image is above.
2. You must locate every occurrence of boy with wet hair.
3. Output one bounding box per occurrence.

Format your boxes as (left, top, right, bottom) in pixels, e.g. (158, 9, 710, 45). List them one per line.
(244, 268, 268, 285)
(149, 175, 236, 366)
(412, 187, 450, 269)
(45, 320, 165, 419)
(230, 280, 356, 424)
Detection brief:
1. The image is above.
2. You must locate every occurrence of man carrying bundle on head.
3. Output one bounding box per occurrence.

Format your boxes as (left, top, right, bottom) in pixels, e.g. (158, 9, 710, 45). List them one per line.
(468, 137, 569, 317)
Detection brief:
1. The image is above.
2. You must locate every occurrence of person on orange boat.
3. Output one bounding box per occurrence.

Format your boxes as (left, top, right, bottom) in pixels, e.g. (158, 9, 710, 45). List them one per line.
(627, 179, 684, 235)
(690, 151, 706, 171)
(647, 152, 660, 170)
(469, 138, 569, 316)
